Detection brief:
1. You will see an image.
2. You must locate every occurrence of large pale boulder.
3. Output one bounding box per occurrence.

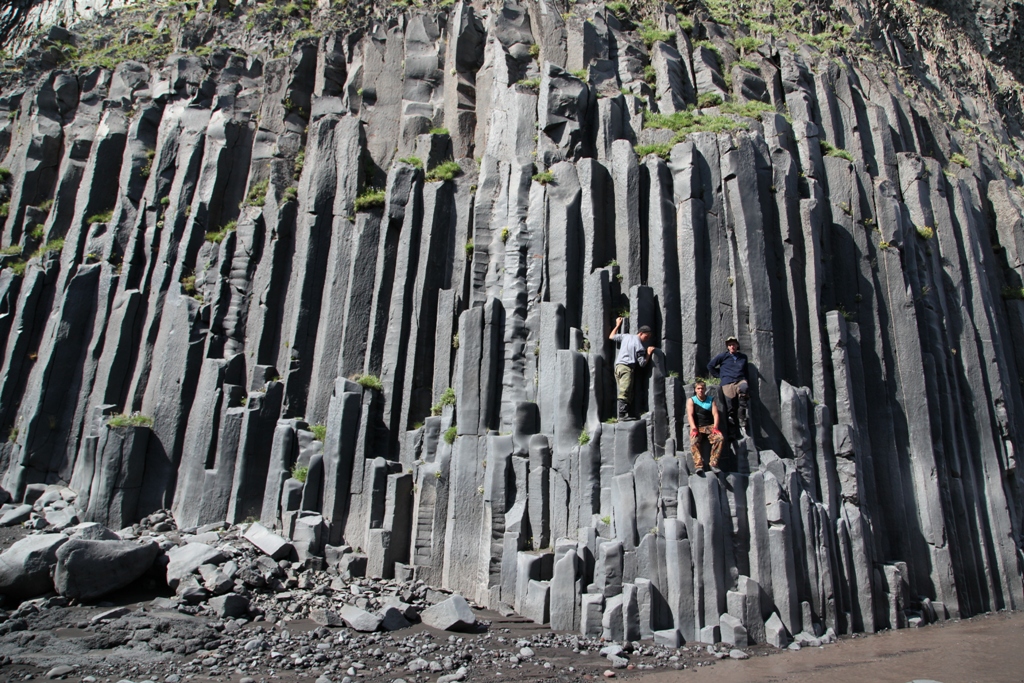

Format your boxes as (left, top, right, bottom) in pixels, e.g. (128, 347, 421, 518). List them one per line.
(0, 534, 67, 601)
(53, 539, 160, 601)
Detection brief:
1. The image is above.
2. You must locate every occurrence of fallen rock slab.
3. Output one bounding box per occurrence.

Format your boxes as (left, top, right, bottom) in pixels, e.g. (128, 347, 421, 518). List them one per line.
(45, 665, 75, 679)
(44, 507, 79, 530)
(208, 593, 249, 618)
(340, 604, 382, 632)
(420, 594, 477, 632)
(54, 538, 160, 601)
(0, 533, 67, 600)
(243, 523, 293, 560)
(165, 543, 228, 589)
(379, 605, 412, 631)
(0, 504, 32, 527)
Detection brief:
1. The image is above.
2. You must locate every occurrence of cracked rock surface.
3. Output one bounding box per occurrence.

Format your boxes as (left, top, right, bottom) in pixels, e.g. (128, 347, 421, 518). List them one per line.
(0, 0, 1023, 679)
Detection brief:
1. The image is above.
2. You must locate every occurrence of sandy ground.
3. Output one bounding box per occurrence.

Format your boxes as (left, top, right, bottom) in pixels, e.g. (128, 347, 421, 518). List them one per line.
(639, 610, 1024, 683)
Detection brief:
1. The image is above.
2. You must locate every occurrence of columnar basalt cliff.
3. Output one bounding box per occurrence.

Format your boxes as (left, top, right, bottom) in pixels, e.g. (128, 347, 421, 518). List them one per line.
(0, 0, 1023, 646)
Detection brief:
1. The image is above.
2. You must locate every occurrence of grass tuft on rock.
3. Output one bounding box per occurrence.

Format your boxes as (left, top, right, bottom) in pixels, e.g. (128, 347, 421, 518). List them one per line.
(31, 238, 64, 261)
(431, 387, 457, 416)
(820, 140, 854, 161)
(107, 412, 154, 429)
(950, 153, 971, 168)
(443, 425, 458, 444)
(354, 188, 386, 212)
(310, 424, 326, 441)
(425, 161, 462, 182)
(243, 180, 269, 207)
(205, 221, 238, 243)
(354, 374, 383, 391)
(291, 464, 309, 483)
(87, 210, 113, 224)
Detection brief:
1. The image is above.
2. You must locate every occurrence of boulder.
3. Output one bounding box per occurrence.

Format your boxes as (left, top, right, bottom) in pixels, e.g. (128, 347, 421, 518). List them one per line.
(765, 612, 789, 648)
(378, 605, 412, 631)
(420, 594, 477, 632)
(176, 576, 209, 604)
(67, 522, 121, 541)
(340, 604, 382, 632)
(53, 539, 160, 601)
(198, 564, 234, 594)
(243, 523, 293, 560)
(0, 504, 32, 527)
(208, 594, 249, 618)
(165, 543, 228, 589)
(0, 534, 67, 600)
(44, 507, 80, 529)
(310, 608, 344, 626)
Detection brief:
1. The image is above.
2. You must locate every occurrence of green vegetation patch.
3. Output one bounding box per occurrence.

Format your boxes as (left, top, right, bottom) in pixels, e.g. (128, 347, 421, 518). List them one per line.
(205, 221, 238, 243)
(354, 188, 386, 212)
(733, 36, 762, 53)
(1001, 286, 1024, 300)
(643, 110, 745, 141)
(354, 373, 383, 391)
(87, 210, 113, 224)
(532, 171, 556, 185)
(720, 100, 775, 119)
(291, 464, 309, 483)
(31, 238, 64, 260)
(950, 153, 971, 168)
(431, 387, 457, 416)
(399, 156, 424, 169)
(697, 93, 724, 109)
(443, 425, 458, 444)
(639, 21, 675, 48)
(820, 140, 854, 161)
(107, 412, 154, 429)
(310, 424, 327, 441)
(425, 161, 462, 182)
(242, 179, 269, 207)
(634, 143, 674, 160)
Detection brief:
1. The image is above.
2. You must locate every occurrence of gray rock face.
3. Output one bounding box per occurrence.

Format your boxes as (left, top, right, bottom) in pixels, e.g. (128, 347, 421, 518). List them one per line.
(0, 0, 1021, 654)
(0, 534, 67, 600)
(53, 538, 160, 601)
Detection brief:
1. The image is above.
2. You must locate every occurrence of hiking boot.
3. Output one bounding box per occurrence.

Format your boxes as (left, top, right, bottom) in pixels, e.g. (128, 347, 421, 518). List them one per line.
(617, 399, 630, 421)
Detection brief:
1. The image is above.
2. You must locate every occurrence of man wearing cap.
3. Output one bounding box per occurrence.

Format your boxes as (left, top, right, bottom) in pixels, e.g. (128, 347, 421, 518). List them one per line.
(707, 335, 749, 436)
(608, 317, 655, 421)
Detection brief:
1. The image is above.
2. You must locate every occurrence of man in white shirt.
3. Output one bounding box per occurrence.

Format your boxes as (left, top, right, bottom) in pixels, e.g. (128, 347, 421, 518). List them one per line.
(608, 317, 655, 421)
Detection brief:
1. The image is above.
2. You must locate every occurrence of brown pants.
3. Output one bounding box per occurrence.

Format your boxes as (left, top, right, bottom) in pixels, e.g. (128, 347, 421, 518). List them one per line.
(690, 425, 723, 469)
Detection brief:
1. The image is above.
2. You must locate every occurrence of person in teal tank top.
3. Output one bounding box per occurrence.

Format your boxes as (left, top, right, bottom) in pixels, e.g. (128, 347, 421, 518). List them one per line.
(686, 379, 723, 471)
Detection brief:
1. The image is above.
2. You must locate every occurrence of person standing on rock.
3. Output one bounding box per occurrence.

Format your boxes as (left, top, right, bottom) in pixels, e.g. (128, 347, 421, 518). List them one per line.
(687, 379, 723, 471)
(608, 317, 655, 421)
(708, 335, 749, 438)
(707, 335, 749, 437)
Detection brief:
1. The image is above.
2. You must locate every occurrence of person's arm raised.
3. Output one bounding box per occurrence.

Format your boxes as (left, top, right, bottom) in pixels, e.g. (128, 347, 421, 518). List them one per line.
(608, 317, 623, 340)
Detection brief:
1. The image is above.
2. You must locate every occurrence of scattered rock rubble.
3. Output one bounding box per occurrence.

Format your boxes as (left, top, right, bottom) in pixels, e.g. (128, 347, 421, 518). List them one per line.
(0, 491, 814, 680)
